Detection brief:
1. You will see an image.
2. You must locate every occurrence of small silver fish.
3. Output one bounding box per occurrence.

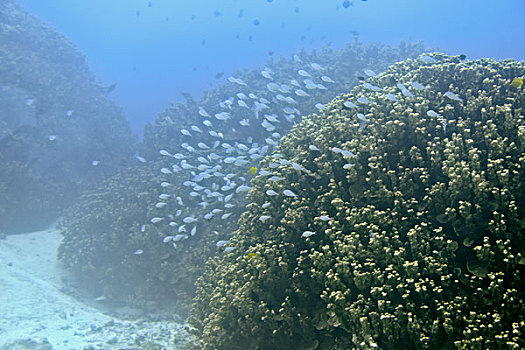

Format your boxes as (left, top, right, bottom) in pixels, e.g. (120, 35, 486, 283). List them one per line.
(298, 69, 311, 77)
(343, 101, 358, 109)
(426, 110, 440, 118)
(259, 215, 271, 222)
(302, 231, 316, 238)
(321, 75, 335, 83)
(295, 89, 309, 97)
(410, 82, 426, 90)
(216, 240, 229, 247)
(386, 93, 398, 102)
(364, 69, 377, 77)
(421, 55, 436, 63)
(444, 91, 463, 102)
(266, 189, 278, 196)
(283, 189, 297, 197)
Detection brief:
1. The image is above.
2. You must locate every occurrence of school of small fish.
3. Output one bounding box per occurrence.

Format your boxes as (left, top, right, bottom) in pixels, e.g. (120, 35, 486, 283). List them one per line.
(137, 53, 462, 254)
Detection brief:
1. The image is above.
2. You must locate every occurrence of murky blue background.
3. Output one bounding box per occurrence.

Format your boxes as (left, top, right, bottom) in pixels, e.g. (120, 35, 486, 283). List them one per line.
(17, 0, 525, 136)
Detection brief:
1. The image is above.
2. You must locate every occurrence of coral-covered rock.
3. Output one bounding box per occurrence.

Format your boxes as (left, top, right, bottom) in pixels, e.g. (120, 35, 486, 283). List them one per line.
(190, 54, 525, 349)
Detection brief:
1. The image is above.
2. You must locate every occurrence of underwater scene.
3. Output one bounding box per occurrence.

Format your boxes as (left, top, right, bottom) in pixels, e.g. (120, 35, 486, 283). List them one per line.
(0, 0, 524, 349)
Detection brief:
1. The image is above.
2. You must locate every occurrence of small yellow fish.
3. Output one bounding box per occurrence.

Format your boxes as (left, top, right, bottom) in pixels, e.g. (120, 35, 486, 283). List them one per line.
(510, 78, 523, 88)
(249, 166, 258, 175)
(246, 252, 258, 259)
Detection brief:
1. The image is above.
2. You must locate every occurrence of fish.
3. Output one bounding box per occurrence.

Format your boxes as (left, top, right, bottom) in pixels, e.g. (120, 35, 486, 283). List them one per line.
(401, 88, 414, 97)
(295, 89, 309, 97)
(363, 82, 381, 91)
(319, 215, 331, 221)
(298, 70, 311, 77)
(426, 110, 440, 118)
(191, 125, 203, 133)
(357, 97, 370, 104)
(155, 202, 167, 208)
(356, 113, 367, 122)
(133, 249, 143, 255)
(261, 202, 271, 209)
(183, 216, 198, 224)
(261, 70, 273, 79)
(150, 217, 164, 223)
(215, 112, 231, 120)
(283, 189, 297, 197)
(173, 234, 187, 241)
(266, 189, 278, 196)
(236, 185, 252, 193)
(386, 93, 398, 102)
(421, 55, 436, 63)
(321, 75, 335, 83)
(302, 231, 316, 238)
(343, 163, 355, 169)
(159, 149, 172, 157)
(341, 149, 355, 158)
(91, 160, 99, 166)
(48, 135, 57, 141)
(510, 78, 523, 88)
(259, 215, 271, 222)
(444, 91, 463, 102)
(410, 82, 426, 90)
(249, 166, 258, 175)
(163, 236, 174, 243)
(309, 144, 320, 151)
(364, 69, 377, 77)
(199, 107, 211, 117)
(343, 101, 358, 109)
(315, 103, 327, 111)
(311, 63, 324, 70)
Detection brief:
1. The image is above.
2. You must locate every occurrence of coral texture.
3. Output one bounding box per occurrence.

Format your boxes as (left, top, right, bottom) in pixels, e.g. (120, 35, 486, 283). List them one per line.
(190, 54, 525, 349)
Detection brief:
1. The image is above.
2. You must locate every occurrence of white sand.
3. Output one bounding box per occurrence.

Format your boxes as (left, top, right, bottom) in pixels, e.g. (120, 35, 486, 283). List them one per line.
(0, 227, 192, 349)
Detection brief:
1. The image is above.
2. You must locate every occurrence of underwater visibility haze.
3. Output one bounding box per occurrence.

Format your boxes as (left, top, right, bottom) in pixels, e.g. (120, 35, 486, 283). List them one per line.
(1, 0, 525, 349)
(14, 0, 525, 135)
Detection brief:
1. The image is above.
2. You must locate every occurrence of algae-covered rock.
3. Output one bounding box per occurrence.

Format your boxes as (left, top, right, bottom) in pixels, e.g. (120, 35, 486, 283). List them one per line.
(0, 0, 135, 233)
(189, 54, 525, 349)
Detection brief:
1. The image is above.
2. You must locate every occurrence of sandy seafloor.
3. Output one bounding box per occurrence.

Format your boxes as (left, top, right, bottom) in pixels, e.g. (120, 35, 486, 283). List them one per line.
(0, 227, 192, 350)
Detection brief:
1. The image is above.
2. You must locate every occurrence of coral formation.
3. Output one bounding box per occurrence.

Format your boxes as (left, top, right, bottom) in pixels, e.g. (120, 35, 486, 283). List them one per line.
(0, 0, 135, 233)
(59, 41, 426, 314)
(189, 54, 525, 349)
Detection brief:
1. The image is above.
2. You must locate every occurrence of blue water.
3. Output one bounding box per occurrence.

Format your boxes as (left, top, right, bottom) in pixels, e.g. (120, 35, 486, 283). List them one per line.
(16, 0, 525, 136)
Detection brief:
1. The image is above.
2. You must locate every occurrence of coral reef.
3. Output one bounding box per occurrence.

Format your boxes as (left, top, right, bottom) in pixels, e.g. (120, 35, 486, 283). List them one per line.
(59, 41, 427, 315)
(189, 54, 525, 349)
(0, 0, 135, 233)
